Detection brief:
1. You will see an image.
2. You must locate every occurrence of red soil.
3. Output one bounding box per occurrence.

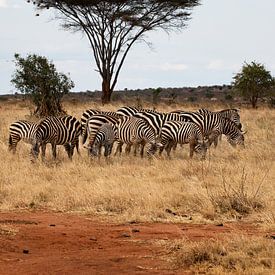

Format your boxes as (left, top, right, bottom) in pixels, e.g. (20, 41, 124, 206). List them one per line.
(0, 211, 270, 275)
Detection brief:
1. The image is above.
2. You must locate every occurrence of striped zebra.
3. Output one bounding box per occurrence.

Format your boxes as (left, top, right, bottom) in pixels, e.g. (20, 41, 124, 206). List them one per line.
(116, 106, 158, 116)
(115, 116, 163, 158)
(197, 108, 242, 146)
(8, 120, 39, 153)
(31, 115, 81, 160)
(85, 123, 116, 158)
(160, 121, 208, 159)
(80, 109, 120, 144)
(85, 114, 119, 153)
(197, 108, 242, 129)
(173, 112, 245, 148)
(171, 108, 242, 146)
(133, 111, 184, 136)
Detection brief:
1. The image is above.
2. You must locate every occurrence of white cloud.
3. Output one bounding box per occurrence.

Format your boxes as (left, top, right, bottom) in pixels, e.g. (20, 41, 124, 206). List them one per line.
(207, 59, 224, 70)
(0, 0, 7, 8)
(130, 62, 188, 72)
(159, 63, 188, 71)
(207, 60, 240, 71)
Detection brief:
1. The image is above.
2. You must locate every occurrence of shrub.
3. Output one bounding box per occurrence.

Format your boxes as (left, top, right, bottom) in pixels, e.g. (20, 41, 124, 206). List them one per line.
(11, 53, 74, 117)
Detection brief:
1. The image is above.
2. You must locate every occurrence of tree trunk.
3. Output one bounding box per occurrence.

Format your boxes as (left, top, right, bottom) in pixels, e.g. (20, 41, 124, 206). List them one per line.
(101, 79, 112, 104)
(251, 96, 258, 109)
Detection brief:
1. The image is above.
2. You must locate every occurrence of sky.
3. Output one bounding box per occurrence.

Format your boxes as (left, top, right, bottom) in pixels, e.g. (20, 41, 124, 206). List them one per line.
(0, 0, 275, 94)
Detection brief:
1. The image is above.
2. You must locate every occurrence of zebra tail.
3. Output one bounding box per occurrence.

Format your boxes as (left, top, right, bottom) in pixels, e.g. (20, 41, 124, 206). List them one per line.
(8, 135, 12, 149)
(82, 124, 88, 144)
(76, 139, 80, 155)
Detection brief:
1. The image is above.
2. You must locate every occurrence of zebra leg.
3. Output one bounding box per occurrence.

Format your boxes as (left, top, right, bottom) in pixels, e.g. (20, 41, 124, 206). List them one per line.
(213, 136, 219, 147)
(208, 131, 219, 147)
(8, 136, 19, 154)
(40, 143, 46, 161)
(165, 142, 174, 159)
(189, 140, 196, 158)
(125, 144, 131, 155)
(51, 143, 57, 159)
(140, 142, 146, 158)
(64, 143, 73, 159)
(114, 141, 123, 156)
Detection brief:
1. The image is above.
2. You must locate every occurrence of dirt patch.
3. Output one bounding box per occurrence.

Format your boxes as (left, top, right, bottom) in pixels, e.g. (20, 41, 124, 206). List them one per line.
(0, 211, 271, 274)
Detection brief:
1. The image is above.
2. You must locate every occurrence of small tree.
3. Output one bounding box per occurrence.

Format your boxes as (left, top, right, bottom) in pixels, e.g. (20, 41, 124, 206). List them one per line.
(11, 53, 74, 117)
(232, 61, 274, 108)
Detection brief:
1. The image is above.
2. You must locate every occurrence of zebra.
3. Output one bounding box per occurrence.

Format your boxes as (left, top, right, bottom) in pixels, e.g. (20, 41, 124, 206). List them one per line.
(197, 108, 242, 129)
(85, 114, 119, 153)
(85, 123, 116, 159)
(31, 115, 81, 160)
(132, 111, 185, 153)
(160, 121, 208, 159)
(115, 116, 163, 158)
(8, 120, 39, 153)
(173, 112, 245, 148)
(80, 109, 120, 144)
(116, 106, 158, 117)
(171, 108, 242, 147)
(133, 111, 184, 135)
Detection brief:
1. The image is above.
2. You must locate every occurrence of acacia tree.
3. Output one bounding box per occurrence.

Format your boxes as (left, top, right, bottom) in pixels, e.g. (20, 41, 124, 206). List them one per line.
(11, 53, 74, 117)
(29, 0, 200, 104)
(232, 62, 274, 108)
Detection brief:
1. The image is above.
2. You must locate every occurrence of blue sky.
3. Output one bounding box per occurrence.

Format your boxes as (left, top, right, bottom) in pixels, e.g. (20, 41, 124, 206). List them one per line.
(1, 0, 275, 94)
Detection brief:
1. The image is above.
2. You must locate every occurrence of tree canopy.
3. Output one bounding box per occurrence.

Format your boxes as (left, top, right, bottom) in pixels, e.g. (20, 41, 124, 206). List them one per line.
(232, 61, 274, 108)
(11, 53, 74, 117)
(29, 0, 200, 103)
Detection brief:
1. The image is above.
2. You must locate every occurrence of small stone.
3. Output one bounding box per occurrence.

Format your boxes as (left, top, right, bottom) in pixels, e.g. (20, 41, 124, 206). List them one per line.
(90, 237, 97, 241)
(216, 223, 224, 227)
(132, 229, 140, 233)
(23, 249, 29, 254)
(121, 233, 131, 238)
(49, 224, 56, 227)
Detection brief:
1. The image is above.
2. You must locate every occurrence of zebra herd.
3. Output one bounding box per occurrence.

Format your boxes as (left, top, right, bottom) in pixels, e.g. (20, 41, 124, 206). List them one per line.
(8, 106, 246, 161)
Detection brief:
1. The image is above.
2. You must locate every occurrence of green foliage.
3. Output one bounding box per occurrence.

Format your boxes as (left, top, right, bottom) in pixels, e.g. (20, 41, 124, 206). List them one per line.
(11, 53, 74, 117)
(224, 94, 233, 101)
(152, 87, 162, 105)
(188, 96, 197, 102)
(232, 61, 274, 108)
(205, 90, 214, 99)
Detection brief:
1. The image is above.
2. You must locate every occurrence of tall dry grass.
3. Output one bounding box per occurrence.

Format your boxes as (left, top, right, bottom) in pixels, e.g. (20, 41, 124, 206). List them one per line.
(0, 99, 274, 226)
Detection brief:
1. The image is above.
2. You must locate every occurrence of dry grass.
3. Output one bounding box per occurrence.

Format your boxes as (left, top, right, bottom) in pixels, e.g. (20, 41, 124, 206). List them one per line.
(0, 99, 274, 226)
(164, 235, 275, 274)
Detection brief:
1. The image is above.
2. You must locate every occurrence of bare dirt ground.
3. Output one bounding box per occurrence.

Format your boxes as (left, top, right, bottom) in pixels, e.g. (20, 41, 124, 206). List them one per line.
(0, 211, 272, 275)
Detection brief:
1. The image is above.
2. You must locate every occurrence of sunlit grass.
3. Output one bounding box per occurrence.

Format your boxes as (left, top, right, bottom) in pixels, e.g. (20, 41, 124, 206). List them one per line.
(0, 99, 274, 227)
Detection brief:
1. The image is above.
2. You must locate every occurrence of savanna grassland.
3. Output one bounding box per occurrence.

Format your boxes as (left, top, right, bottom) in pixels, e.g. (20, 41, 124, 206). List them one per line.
(0, 98, 274, 274)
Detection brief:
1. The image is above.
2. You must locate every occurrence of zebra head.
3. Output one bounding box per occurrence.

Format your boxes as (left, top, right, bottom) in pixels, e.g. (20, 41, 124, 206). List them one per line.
(103, 143, 114, 157)
(147, 137, 163, 157)
(227, 129, 245, 147)
(31, 141, 40, 159)
(194, 141, 208, 160)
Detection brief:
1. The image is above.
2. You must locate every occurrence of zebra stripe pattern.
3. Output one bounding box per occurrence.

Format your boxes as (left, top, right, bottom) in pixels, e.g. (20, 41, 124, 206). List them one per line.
(115, 116, 162, 158)
(160, 121, 208, 159)
(80, 109, 120, 144)
(133, 111, 184, 136)
(8, 120, 39, 153)
(197, 108, 242, 129)
(116, 106, 158, 117)
(32, 115, 81, 160)
(87, 123, 116, 158)
(86, 114, 119, 151)
(172, 112, 245, 147)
